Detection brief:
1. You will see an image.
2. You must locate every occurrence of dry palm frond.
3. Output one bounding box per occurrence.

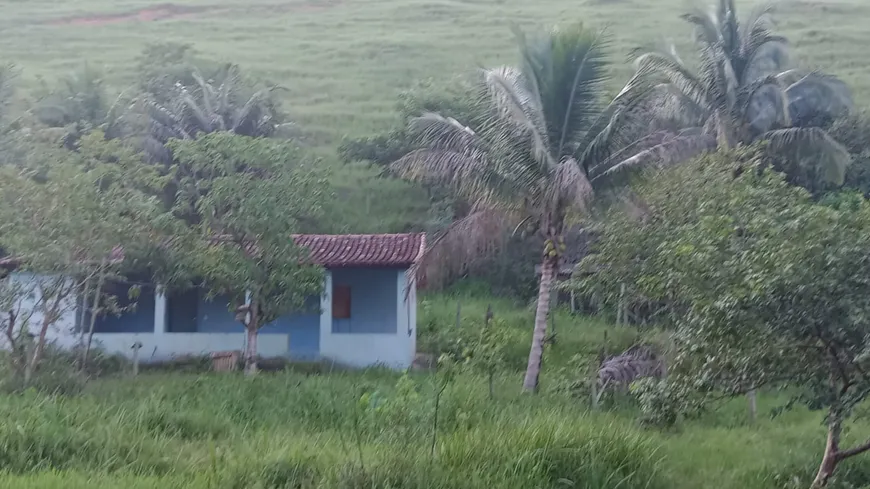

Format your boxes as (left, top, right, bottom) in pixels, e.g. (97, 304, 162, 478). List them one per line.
(762, 127, 852, 185)
(589, 130, 714, 183)
(414, 208, 516, 289)
(598, 344, 667, 389)
(551, 157, 593, 212)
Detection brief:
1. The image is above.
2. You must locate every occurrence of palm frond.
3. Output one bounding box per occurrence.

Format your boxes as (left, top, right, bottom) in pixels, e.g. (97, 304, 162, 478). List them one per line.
(416, 208, 516, 289)
(232, 88, 270, 133)
(634, 52, 708, 110)
(589, 132, 714, 185)
(682, 7, 722, 50)
(179, 91, 214, 135)
(530, 23, 611, 157)
(191, 69, 216, 121)
(741, 75, 788, 133)
(481, 66, 553, 170)
(783, 71, 854, 126)
(762, 127, 851, 185)
(550, 157, 593, 212)
(392, 113, 522, 206)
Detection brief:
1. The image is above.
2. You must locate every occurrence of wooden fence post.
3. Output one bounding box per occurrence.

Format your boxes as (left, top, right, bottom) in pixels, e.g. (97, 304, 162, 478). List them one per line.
(131, 341, 143, 376)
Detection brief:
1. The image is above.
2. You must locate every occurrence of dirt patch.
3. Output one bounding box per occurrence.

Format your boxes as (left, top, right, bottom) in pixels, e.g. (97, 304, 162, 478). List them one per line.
(46, 3, 214, 26)
(45, 1, 342, 27)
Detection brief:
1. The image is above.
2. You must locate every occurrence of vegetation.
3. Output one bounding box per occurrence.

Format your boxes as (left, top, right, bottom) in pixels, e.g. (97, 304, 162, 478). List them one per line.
(0, 134, 169, 384)
(170, 134, 329, 373)
(623, 0, 853, 191)
(0, 297, 865, 489)
(1, 0, 870, 487)
(392, 23, 697, 392)
(576, 149, 870, 486)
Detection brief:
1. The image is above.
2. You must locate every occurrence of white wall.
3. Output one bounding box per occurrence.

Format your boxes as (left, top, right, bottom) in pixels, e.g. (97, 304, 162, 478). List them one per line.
(76, 333, 290, 361)
(5, 270, 418, 368)
(318, 269, 416, 369)
(4, 272, 80, 347)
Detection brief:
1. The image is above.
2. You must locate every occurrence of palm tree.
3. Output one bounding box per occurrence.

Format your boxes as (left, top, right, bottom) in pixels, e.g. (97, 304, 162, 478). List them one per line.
(144, 64, 285, 164)
(626, 0, 853, 185)
(142, 64, 289, 221)
(31, 64, 132, 147)
(392, 23, 704, 392)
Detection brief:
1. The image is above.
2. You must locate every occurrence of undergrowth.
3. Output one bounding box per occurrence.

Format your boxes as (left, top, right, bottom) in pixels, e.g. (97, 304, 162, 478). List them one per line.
(0, 293, 868, 488)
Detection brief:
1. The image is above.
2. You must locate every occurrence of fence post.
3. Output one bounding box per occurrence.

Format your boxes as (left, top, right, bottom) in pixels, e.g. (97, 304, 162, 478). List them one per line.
(131, 341, 143, 376)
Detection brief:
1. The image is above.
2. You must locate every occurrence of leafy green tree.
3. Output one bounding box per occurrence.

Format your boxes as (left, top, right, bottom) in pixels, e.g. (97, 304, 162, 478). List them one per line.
(626, 0, 853, 188)
(580, 148, 870, 488)
(392, 23, 693, 392)
(169, 133, 329, 374)
(0, 134, 170, 381)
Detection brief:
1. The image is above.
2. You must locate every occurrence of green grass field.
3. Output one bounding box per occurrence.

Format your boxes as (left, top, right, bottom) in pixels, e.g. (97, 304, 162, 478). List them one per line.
(3, 0, 868, 234)
(1, 295, 869, 488)
(2, 0, 869, 144)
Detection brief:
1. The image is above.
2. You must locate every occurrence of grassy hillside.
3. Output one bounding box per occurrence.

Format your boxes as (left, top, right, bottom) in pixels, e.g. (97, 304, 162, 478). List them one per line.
(2, 0, 869, 145)
(0, 294, 868, 488)
(2, 0, 867, 235)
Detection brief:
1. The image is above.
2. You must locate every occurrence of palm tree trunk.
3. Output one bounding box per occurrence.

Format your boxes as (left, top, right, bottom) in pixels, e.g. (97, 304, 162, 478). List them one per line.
(523, 255, 556, 392)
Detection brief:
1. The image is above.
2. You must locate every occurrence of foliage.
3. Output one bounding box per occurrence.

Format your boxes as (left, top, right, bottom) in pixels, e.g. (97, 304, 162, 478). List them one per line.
(625, 0, 853, 190)
(629, 378, 698, 429)
(339, 78, 480, 169)
(579, 148, 870, 485)
(31, 64, 132, 146)
(134, 42, 223, 106)
(168, 133, 329, 373)
(392, 22, 690, 392)
(822, 112, 870, 198)
(144, 64, 286, 165)
(0, 134, 174, 379)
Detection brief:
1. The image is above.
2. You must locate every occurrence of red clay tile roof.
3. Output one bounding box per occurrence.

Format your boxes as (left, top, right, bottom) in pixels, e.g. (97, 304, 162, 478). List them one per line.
(0, 235, 427, 272)
(293, 233, 426, 268)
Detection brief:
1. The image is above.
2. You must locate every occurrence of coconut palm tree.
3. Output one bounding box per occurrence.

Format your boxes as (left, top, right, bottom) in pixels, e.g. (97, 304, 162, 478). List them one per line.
(31, 64, 133, 147)
(626, 0, 853, 186)
(392, 23, 706, 392)
(144, 64, 285, 164)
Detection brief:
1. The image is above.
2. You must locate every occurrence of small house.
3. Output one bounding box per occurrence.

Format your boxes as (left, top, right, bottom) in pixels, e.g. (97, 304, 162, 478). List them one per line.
(3, 234, 424, 369)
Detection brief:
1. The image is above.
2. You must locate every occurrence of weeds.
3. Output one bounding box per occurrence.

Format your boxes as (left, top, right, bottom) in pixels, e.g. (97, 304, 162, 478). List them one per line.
(0, 295, 863, 488)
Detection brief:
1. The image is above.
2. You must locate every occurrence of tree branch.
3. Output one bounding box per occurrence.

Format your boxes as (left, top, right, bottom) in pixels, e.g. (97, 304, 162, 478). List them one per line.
(837, 439, 870, 460)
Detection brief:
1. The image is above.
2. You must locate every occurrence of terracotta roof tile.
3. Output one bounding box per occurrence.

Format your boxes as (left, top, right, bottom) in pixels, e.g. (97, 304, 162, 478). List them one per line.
(293, 233, 426, 268)
(1, 235, 427, 272)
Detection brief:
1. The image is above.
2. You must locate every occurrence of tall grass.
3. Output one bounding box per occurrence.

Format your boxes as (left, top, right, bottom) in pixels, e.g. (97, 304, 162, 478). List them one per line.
(1, 294, 868, 488)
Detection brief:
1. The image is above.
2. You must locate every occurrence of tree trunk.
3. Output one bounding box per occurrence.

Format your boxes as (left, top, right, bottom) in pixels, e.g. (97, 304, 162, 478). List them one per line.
(244, 326, 258, 375)
(26, 293, 63, 385)
(812, 416, 842, 488)
(81, 264, 107, 371)
(715, 111, 732, 149)
(523, 255, 556, 392)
